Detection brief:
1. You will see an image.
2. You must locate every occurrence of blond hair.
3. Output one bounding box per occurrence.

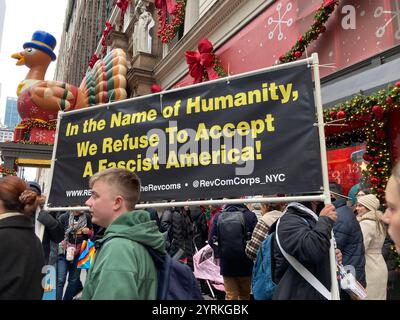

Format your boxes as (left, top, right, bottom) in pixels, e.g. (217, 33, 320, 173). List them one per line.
(89, 168, 141, 211)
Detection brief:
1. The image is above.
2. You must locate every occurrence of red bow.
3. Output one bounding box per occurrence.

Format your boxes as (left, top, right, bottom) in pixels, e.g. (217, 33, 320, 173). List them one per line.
(116, 0, 129, 15)
(155, 0, 177, 30)
(323, 0, 335, 7)
(151, 85, 162, 93)
(185, 38, 219, 84)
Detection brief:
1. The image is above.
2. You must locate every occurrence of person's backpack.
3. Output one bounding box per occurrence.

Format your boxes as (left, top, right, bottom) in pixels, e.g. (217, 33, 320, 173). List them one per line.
(252, 212, 333, 300)
(98, 236, 203, 300)
(217, 207, 249, 260)
(251, 232, 277, 300)
(146, 246, 203, 300)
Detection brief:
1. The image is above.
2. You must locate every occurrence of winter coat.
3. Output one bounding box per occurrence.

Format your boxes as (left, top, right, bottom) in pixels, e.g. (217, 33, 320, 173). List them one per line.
(0, 213, 45, 300)
(357, 210, 388, 300)
(58, 211, 93, 246)
(169, 208, 195, 267)
(272, 203, 334, 300)
(35, 210, 64, 264)
(208, 204, 258, 277)
(160, 208, 172, 234)
(245, 210, 283, 261)
(332, 198, 366, 287)
(191, 207, 208, 250)
(81, 210, 166, 300)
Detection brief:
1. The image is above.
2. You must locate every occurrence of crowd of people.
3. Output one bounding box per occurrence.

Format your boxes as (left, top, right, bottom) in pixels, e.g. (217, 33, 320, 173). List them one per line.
(0, 162, 400, 300)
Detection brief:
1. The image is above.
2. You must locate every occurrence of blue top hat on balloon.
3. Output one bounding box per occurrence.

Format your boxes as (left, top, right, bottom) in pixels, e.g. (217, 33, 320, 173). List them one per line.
(23, 31, 57, 61)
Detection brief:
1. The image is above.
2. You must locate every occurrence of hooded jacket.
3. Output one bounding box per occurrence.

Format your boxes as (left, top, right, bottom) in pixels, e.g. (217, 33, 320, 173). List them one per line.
(0, 213, 45, 300)
(272, 203, 334, 300)
(81, 210, 166, 300)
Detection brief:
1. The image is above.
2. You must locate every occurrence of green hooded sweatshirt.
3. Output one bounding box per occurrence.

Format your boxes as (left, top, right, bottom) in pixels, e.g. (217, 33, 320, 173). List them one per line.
(81, 210, 165, 300)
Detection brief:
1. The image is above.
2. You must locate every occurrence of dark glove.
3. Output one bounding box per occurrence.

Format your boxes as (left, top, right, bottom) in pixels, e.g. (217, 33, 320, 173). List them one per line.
(37, 210, 59, 229)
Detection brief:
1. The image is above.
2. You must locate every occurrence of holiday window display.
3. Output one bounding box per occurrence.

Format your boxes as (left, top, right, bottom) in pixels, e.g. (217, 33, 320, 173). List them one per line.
(324, 81, 400, 203)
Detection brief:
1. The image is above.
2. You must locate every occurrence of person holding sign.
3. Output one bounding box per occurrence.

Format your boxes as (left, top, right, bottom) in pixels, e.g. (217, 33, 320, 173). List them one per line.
(81, 168, 166, 299)
(272, 202, 337, 300)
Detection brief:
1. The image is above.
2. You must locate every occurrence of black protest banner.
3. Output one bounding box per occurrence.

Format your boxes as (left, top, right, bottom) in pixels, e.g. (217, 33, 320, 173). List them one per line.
(47, 63, 322, 208)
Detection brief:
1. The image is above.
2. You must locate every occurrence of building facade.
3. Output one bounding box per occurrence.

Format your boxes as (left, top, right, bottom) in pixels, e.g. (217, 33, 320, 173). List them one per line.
(4, 97, 20, 130)
(0, 126, 13, 143)
(55, 0, 115, 86)
(55, 0, 400, 196)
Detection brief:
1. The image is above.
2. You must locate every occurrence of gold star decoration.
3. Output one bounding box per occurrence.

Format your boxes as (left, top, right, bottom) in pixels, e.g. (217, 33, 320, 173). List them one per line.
(360, 161, 368, 172)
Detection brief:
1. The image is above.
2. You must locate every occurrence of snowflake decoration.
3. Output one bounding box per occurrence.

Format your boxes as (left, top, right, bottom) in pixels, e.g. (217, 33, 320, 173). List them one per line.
(374, 2, 400, 40)
(267, 2, 293, 41)
(30, 106, 39, 115)
(35, 131, 47, 141)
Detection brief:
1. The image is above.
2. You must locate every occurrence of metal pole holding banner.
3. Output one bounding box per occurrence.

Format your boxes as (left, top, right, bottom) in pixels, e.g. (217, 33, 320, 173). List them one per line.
(311, 53, 340, 300)
(44, 194, 326, 212)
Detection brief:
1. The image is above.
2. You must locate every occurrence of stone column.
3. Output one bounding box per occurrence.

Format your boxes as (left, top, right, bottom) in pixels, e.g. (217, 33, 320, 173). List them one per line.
(184, 0, 199, 35)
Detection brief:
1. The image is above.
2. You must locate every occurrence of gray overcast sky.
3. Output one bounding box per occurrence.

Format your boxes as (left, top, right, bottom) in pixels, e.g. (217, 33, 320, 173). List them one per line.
(0, 0, 68, 180)
(0, 0, 68, 123)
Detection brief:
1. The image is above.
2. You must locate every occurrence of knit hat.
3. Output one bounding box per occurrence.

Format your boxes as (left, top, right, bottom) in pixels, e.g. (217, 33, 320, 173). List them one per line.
(28, 181, 41, 195)
(357, 194, 380, 212)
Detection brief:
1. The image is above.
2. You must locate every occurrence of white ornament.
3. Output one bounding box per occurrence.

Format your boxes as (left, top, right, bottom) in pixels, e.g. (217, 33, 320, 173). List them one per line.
(374, 2, 400, 40)
(267, 2, 293, 41)
(35, 131, 46, 141)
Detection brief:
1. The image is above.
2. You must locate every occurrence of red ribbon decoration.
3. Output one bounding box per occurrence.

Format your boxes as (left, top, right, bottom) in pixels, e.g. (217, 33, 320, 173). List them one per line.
(88, 54, 99, 69)
(155, 0, 177, 30)
(116, 0, 129, 15)
(323, 0, 336, 7)
(101, 21, 113, 46)
(151, 85, 162, 93)
(185, 38, 219, 84)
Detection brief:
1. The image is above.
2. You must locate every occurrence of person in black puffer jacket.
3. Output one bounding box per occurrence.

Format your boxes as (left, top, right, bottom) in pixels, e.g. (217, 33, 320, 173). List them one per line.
(168, 206, 195, 269)
(191, 206, 208, 251)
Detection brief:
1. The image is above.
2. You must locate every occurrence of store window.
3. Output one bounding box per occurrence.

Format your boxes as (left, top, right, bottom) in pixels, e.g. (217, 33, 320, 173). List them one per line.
(327, 143, 366, 199)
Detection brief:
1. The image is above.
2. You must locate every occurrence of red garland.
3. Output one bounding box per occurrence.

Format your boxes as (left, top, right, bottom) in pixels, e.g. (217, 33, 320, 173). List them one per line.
(116, 0, 129, 15)
(20, 119, 57, 131)
(323, 0, 336, 7)
(116, 0, 129, 29)
(88, 54, 99, 69)
(278, 1, 339, 64)
(156, 0, 186, 44)
(101, 21, 113, 55)
(0, 164, 17, 176)
(155, 0, 177, 30)
(185, 38, 222, 84)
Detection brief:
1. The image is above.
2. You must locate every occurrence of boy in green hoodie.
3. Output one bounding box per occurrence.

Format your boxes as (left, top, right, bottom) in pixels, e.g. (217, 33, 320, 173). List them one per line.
(81, 168, 166, 300)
